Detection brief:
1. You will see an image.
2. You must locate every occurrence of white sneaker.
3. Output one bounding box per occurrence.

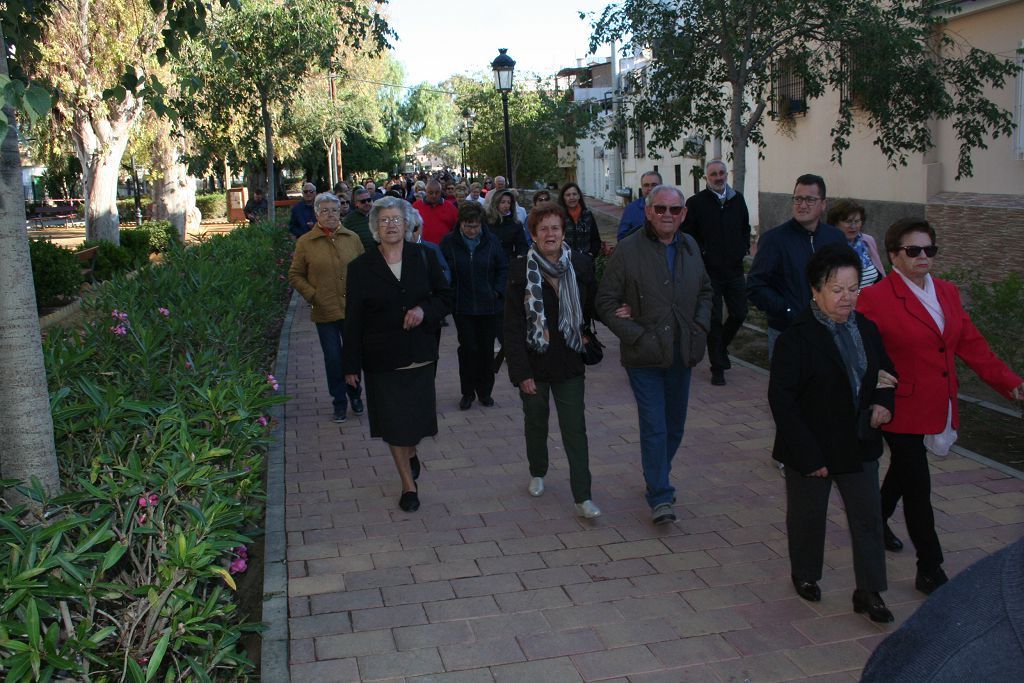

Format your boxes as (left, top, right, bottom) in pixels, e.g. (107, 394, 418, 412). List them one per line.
(576, 500, 602, 519)
(528, 477, 544, 497)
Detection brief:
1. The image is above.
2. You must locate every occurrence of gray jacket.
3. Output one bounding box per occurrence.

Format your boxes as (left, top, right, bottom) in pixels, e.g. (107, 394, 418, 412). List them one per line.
(597, 226, 713, 368)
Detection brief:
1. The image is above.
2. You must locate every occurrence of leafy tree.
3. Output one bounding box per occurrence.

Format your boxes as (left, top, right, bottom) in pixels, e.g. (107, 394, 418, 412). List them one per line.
(587, 0, 1021, 192)
(178, 0, 392, 220)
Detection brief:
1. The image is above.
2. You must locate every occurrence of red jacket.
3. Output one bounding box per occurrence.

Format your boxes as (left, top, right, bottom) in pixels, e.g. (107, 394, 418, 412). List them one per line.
(856, 272, 1021, 434)
(414, 199, 458, 245)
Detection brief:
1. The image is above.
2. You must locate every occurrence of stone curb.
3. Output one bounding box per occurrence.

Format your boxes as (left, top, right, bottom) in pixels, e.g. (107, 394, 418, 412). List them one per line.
(260, 288, 302, 683)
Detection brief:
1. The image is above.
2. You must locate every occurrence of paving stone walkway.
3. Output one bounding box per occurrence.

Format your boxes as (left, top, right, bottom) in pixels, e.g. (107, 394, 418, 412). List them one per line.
(279, 294, 1024, 682)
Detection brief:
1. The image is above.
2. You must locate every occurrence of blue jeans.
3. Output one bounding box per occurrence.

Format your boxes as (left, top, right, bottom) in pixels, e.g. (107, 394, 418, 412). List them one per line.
(315, 319, 361, 412)
(626, 349, 692, 508)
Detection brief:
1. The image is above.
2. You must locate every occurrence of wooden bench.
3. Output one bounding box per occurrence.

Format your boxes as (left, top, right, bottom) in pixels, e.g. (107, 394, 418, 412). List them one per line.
(74, 246, 99, 284)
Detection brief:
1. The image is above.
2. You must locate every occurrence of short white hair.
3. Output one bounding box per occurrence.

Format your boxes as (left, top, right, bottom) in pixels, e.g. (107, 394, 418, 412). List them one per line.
(705, 159, 728, 174)
(647, 185, 685, 205)
(368, 196, 415, 243)
(313, 192, 341, 213)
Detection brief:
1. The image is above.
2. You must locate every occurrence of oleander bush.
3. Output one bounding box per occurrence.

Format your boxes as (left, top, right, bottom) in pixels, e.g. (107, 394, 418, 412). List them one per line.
(944, 268, 1024, 373)
(195, 193, 227, 221)
(118, 229, 153, 269)
(78, 240, 133, 282)
(0, 222, 293, 681)
(137, 220, 180, 253)
(29, 239, 82, 308)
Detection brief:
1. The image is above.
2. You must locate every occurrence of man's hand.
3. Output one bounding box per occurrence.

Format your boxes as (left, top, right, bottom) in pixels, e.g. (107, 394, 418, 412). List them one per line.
(614, 303, 632, 319)
(345, 374, 359, 387)
(869, 404, 893, 428)
(519, 378, 537, 395)
(403, 306, 424, 330)
(808, 467, 829, 478)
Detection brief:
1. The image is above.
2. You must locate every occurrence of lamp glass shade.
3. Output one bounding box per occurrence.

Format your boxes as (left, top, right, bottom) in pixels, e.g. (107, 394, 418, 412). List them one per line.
(491, 49, 516, 92)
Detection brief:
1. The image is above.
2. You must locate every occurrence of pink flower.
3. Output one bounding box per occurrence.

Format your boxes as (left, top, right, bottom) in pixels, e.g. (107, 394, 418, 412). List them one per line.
(157, 307, 170, 317)
(266, 374, 280, 391)
(229, 557, 248, 574)
(233, 544, 248, 559)
(110, 309, 129, 322)
(137, 513, 147, 524)
(278, 274, 285, 280)
(148, 493, 159, 506)
(256, 416, 269, 427)
(138, 496, 149, 507)
(109, 325, 128, 336)
(185, 360, 193, 369)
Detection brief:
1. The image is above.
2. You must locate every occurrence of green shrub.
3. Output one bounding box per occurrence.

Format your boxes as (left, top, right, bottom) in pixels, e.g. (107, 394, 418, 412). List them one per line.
(195, 192, 227, 220)
(138, 220, 180, 252)
(116, 197, 152, 221)
(79, 239, 133, 281)
(118, 228, 153, 268)
(29, 239, 81, 308)
(945, 268, 1024, 373)
(0, 223, 294, 681)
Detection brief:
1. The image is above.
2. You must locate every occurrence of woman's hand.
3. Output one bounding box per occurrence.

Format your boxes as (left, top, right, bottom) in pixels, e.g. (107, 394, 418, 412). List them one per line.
(870, 404, 893, 428)
(876, 369, 898, 389)
(345, 374, 360, 388)
(519, 378, 537, 395)
(1010, 383, 1024, 401)
(614, 303, 632, 319)
(403, 306, 425, 330)
(808, 467, 829, 478)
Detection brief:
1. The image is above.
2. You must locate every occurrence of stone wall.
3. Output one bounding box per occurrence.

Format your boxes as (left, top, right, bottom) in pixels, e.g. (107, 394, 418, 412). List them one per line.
(926, 192, 1024, 280)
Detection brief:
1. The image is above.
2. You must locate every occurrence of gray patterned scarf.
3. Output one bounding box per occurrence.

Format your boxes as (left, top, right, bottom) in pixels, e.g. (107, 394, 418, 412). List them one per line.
(810, 300, 866, 404)
(524, 244, 584, 353)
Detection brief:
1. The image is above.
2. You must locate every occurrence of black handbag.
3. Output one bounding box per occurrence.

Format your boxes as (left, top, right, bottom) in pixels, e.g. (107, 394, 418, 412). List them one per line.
(581, 325, 604, 365)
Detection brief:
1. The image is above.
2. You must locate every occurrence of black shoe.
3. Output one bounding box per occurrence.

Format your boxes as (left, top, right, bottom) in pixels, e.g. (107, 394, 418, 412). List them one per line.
(399, 490, 420, 512)
(331, 410, 347, 423)
(459, 395, 473, 410)
(792, 575, 821, 602)
(722, 356, 732, 370)
(853, 589, 894, 623)
(915, 567, 948, 595)
(479, 396, 495, 407)
(350, 397, 364, 415)
(410, 455, 420, 481)
(883, 523, 903, 552)
(711, 369, 726, 386)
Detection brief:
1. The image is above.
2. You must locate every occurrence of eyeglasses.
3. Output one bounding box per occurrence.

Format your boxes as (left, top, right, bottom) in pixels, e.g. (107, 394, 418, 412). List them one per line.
(534, 195, 550, 202)
(652, 205, 684, 216)
(303, 190, 316, 194)
(896, 245, 938, 258)
(792, 196, 822, 205)
(356, 198, 372, 204)
(318, 208, 341, 215)
(841, 217, 863, 226)
(339, 201, 350, 206)
(377, 217, 403, 226)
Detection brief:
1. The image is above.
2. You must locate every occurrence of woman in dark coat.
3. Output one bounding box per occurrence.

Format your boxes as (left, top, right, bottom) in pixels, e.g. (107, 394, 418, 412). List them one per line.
(504, 202, 600, 519)
(484, 189, 529, 262)
(558, 182, 601, 258)
(440, 201, 508, 410)
(768, 243, 897, 622)
(343, 197, 453, 512)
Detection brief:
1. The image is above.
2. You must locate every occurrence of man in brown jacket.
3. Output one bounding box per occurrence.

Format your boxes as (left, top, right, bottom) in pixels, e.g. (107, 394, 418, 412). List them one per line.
(597, 185, 713, 525)
(288, 192, 366, 422)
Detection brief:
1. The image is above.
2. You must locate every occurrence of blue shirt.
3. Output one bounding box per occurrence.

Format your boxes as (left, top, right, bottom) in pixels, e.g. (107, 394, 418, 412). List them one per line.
(617, 196, 647, 241)
(664, 232, 680, 280)
(289, 202, 317, 238)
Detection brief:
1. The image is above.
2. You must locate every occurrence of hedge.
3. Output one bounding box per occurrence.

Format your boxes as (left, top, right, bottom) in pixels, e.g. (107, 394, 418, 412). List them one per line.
(195, 193, 227, 221)
(1, 222, 292, 681)
(29, 240, 81, 308)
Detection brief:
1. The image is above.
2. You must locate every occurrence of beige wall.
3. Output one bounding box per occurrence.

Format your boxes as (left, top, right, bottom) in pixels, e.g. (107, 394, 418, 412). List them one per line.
(759, 0, 1023, 201)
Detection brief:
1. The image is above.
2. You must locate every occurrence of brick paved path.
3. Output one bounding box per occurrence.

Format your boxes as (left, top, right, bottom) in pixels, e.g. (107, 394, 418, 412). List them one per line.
(279, 296, 1024, 682)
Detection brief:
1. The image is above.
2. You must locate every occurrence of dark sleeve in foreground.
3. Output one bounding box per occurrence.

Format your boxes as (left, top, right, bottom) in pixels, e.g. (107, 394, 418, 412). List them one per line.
(503, 260, 531, 385)
(342, 257, 367, 375)
(767, 329, 825, 474)
(418, 243, 452, 326)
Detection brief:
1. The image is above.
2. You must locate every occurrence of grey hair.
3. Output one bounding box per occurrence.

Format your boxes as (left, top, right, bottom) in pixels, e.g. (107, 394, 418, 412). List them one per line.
(705, 159, 728, 174)
(647, 185, 685, 205)
(313, 192, 341, 213)
(368, 196, 415, 243)
(405, 202, 424, 240)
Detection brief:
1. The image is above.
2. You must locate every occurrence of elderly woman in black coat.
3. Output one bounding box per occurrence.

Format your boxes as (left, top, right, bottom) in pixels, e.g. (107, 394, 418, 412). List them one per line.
(768, 243, 897, 623)
(343, 197, 452, 512)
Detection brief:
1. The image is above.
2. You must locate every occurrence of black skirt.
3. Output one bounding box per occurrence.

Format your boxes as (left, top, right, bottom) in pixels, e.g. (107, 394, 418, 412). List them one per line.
(365, 363, 438, 446)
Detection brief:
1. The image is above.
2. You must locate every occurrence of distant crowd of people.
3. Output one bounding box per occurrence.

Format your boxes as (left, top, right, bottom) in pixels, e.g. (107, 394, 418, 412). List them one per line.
(282, 164, 1023, 634)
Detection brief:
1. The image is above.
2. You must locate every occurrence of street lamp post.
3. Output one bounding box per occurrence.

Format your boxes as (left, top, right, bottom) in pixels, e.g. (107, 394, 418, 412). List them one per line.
(490, 48, 515, 185)
(462, 108, 474, 181)
(130, 154, 143, 227)
(458, 127, 467, 180)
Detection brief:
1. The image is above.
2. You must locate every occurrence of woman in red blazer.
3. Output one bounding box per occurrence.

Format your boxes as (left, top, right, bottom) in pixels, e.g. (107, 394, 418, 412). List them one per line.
(857, 218, 1024, 595)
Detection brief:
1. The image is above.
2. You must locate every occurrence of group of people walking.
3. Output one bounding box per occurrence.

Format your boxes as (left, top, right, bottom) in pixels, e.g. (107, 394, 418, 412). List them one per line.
(286, 165, 1023, 626)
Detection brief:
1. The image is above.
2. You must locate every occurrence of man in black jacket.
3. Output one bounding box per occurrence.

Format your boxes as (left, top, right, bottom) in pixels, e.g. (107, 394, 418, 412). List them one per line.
(683, 160, 750, 386)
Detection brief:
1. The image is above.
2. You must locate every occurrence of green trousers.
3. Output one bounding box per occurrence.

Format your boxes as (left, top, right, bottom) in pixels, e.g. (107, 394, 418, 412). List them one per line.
(520, 374, 592, 503)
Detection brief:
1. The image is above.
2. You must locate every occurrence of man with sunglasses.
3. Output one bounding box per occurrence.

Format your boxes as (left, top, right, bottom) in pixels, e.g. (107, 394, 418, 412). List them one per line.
(343, 187, 377, 251)
(597, 185, 713, 526)
(289, 182, 319, 239)
(617, 171, 663, 241)
(746, 173, 846, 358)
(683, 160, 751, 386)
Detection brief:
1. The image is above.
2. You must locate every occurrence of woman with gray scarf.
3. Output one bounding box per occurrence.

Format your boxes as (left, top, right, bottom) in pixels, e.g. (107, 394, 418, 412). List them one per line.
(503, 202, 601, 519)
(768, 244, 898, 622)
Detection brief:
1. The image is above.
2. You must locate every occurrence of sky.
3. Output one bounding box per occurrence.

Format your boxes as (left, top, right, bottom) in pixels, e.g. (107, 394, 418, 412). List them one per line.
(384, 0, 617, 89)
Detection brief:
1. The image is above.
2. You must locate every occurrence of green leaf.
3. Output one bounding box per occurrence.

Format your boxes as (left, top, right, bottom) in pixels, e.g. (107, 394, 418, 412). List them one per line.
(101, 542, 127, 572)
(25, 599, 40, 650)
(22, 85, 51, 122)
(126, 657, 146, 683)
(145, 632, 170, 681)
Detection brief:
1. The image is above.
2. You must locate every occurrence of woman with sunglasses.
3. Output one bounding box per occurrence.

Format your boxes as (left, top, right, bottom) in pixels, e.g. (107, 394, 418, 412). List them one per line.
(857, 218, 1024, 596)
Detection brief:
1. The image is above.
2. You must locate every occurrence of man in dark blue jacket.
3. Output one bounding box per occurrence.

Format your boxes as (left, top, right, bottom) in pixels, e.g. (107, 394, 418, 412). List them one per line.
(746, 174, 845, 359)
(683, 160, 750, 386)
(289, 183, 318, 239)
(616, 170, 662, 241)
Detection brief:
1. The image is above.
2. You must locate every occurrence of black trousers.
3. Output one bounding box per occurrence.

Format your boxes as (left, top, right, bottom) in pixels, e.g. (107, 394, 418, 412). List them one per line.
(708, 274, 747, 371)
(881, 432, 944, 571)
(454, 313, 497, 400)
(785, 460, 887, 592)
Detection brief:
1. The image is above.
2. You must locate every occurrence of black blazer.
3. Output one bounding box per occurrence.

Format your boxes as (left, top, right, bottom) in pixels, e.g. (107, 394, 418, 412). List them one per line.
(343, 242, 452, 374)
(503, 252, 596, 385)
(768, 308, 896, 475)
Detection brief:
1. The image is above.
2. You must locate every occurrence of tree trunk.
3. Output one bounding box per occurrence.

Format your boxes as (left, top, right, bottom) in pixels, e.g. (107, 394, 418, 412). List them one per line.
(260, 91, 276, 223)
(0, 29, 61, 502)
(71, 97, 142, 245)
(223, 159, 231, 193)
(151, 117, 197, 242)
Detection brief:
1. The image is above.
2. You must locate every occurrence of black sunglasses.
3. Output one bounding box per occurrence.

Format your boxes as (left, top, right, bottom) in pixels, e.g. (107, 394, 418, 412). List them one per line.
(652, 204, 684, 216)
(356, 198, 372, 204)
(897, 245, 938, 258)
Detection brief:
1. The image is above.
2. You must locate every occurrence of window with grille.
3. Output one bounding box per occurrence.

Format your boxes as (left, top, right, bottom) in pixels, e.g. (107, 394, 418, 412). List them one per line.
(634, 124, 646, 158)
(770, 57, 807, 118)
(839, 46, 866, 109)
